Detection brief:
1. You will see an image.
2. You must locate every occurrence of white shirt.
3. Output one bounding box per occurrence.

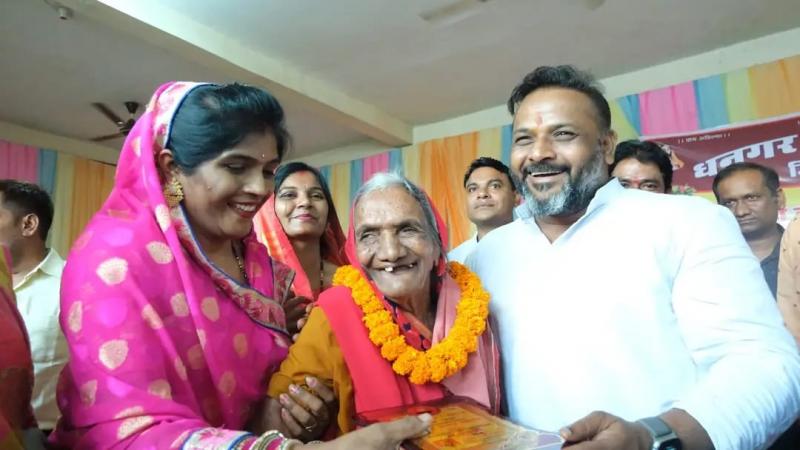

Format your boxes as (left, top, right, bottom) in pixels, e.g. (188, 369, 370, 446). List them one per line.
(468, 179, 800, 450)
(14, 249, 67, 429)
(448, 234, 478, 263)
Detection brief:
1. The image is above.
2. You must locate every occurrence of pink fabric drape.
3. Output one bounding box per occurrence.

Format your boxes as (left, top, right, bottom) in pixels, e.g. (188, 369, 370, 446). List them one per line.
(639, 82, 700, 136)
(361, 153, 390, 182)
(0, 141, 39, 182)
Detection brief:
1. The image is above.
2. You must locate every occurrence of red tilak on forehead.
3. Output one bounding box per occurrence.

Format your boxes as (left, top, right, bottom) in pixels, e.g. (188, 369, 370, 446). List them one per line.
(533, 113, 543, 126)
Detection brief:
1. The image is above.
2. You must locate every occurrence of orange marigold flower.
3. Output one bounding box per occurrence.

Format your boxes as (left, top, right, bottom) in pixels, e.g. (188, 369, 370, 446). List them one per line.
(339, 262, 490, 385)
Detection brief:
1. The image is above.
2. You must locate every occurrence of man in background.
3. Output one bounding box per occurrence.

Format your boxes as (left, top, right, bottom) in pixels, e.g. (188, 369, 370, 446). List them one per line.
(448, 157, 518, 263)
(610, 140, 673, 193)
(0, 180, 67, 432)
(713, 162, 784, 298)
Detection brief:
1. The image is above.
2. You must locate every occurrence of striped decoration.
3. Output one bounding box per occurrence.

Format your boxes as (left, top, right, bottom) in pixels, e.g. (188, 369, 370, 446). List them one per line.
(0, 140, 115, 256)
(320, 54, 800, 249)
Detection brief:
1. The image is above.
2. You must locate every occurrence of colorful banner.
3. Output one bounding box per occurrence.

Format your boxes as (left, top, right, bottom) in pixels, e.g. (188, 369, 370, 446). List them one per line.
(644, 113, 800, 219)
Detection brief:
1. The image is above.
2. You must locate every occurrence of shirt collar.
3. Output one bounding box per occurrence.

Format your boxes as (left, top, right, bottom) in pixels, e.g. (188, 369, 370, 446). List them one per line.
(764, 224, 785, 263)
(14, 249, 64, 289)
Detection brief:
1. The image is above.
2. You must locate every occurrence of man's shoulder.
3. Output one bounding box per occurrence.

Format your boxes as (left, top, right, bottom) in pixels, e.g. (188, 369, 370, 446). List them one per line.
(611, 189, 725, 220)
(448, 236, 478, 263)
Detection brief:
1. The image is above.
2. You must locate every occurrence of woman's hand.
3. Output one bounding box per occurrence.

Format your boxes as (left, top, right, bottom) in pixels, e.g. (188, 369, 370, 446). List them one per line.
(296, 414, 433, 450)
(284, 296, 313, 340)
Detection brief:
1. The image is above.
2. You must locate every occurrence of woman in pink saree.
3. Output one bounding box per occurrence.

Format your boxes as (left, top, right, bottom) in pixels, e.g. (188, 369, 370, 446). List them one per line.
(51, 82, 431, 450)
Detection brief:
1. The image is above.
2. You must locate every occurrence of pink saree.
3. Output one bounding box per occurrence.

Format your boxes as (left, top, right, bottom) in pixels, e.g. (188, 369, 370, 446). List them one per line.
(51, 82, 296, 449)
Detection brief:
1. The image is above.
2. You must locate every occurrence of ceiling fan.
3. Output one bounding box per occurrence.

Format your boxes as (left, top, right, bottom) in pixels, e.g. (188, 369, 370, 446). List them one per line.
(89, 101, 140, 142)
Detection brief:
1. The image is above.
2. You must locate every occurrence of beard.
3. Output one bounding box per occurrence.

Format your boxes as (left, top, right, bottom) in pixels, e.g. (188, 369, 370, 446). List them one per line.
(521, 150, 607, 217)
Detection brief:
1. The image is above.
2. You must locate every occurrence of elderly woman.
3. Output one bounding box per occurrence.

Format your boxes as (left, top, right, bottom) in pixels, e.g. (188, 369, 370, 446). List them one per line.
(51, 83, 432, 450)
(268, 172, 501, 434)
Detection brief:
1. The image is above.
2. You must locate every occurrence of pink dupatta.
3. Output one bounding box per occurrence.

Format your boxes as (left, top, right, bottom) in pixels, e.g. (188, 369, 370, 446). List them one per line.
(51, 82, 296, 449)
(317, 183, 501, 417)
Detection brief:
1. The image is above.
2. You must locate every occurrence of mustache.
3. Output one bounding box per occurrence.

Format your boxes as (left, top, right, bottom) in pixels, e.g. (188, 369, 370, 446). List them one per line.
(522, 163, 569, 178)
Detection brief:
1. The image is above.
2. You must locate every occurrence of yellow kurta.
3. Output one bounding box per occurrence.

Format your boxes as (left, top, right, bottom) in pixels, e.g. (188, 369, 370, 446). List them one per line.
(267, 307, 356, 433)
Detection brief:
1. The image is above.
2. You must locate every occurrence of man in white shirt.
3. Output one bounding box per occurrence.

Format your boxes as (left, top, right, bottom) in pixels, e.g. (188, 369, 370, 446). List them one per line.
(468, 66, 800, 450)
(0, 180, 67, 431)
(448, 157, 518, 263)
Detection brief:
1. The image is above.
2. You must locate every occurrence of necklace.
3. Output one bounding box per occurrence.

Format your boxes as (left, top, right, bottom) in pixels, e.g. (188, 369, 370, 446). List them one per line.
(332, 261, 490, 384)
(232, 242, 249, 284)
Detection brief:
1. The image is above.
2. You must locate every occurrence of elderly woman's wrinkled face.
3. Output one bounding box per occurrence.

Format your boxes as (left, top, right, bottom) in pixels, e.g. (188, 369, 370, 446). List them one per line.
(175, 132, 280, 244)
(354, 187, 440, 306)
(275, 171, 329, 240)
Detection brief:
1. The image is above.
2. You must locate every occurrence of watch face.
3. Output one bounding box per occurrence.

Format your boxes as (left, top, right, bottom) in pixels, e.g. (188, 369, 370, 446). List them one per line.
(658, 438, 682, 450)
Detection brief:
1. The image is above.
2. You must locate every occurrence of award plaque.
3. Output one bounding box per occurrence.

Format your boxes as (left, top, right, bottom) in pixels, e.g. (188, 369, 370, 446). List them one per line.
(356, 397, 563, 449)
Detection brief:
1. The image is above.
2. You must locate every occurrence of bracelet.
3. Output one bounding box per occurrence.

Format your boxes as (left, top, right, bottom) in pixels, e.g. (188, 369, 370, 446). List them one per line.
(250, 430, 284, 450)
(278, 438, 303, 450)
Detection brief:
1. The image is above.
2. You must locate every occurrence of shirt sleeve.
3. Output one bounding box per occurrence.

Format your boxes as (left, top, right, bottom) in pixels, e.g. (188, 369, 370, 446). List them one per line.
(267, 306, 355, 433)
(671, 204, 800, 450)
(778, 219, 800, 346)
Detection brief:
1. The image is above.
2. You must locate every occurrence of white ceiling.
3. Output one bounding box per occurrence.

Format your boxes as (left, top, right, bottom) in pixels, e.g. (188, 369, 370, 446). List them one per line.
(0, 0, 365, 158)
(1, 0, 800, 160)
(151, 0, 800, 123)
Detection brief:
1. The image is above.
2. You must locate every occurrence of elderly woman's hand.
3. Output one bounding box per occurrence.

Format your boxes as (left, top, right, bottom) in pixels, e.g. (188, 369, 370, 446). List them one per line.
(284, 296, 313, 341)
(249, 377, 336, 441)
(278, 377, 337, 440)
(295, 414, 432, 450)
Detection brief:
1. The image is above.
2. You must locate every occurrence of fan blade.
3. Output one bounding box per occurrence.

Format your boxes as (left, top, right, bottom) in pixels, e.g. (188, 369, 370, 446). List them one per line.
(92, 103, 124, 126)
(90, 132, 125, 142)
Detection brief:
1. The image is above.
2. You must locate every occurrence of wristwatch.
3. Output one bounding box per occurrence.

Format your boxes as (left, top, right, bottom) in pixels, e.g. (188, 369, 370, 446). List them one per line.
(637, 416, 682, 450)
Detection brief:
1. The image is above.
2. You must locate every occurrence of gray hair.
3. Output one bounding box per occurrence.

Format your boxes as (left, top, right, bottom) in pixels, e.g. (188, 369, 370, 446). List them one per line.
(353, 172, 444, 254)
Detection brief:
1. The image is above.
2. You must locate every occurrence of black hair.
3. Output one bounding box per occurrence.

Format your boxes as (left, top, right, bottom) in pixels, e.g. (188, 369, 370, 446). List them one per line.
(273, 162, 341, 259)
(507, 65, 611, 131)
(0, 180, 54, 241)
(168, 83, 291, 172)
(609, 140, 673, 192)
(462, 157, 516, 192)
(712, 162, 780, 201)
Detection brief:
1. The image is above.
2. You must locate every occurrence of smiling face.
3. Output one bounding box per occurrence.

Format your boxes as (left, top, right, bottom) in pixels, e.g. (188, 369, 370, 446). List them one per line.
(274, 170, 329, 240)
(164, 131, 281, 245)
(465, 166, 516, 229)
(353, 186, 440, 307)
(510, 87, 615, 217)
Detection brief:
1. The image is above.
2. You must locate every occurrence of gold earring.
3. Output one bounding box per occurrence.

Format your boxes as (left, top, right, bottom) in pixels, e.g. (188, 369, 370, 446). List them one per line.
(164, 178, 184, 208)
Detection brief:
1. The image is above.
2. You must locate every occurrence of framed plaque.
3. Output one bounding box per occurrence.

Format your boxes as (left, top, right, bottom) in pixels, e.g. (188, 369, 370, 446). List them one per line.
(356, 396, 563, 449)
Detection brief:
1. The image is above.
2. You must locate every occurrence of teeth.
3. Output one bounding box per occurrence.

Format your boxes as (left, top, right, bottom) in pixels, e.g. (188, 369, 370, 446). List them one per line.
(407, 264, 415, 268)
(384, 266, 394, 272)
(234, 204, 256, 212)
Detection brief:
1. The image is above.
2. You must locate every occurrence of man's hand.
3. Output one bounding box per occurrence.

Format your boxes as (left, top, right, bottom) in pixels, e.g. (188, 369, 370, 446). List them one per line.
(561, 411, 652, 450)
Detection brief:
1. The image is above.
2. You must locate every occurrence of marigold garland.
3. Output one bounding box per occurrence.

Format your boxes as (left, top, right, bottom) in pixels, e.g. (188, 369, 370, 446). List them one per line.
(332, 261, 490, 385)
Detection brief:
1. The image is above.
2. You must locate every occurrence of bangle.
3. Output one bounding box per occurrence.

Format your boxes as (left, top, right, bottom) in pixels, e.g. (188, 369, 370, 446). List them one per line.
(278, 439, 303, 450)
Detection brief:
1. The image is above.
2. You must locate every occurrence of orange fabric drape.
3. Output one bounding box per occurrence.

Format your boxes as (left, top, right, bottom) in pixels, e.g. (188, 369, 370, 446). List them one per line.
(748, 55, 800, 119)
(420, 132, 479, 248)
(67, 159, 116, 248)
